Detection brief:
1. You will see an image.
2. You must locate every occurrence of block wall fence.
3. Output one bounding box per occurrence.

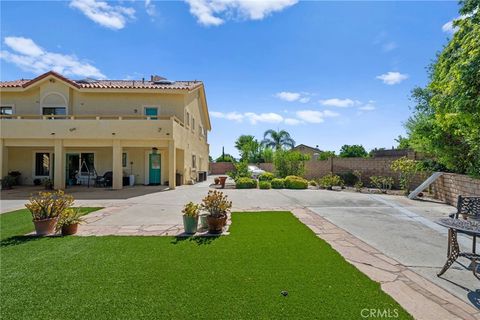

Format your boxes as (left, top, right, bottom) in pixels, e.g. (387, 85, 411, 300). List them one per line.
(209, 159, 480, 207)
(430, 173, 480, 207)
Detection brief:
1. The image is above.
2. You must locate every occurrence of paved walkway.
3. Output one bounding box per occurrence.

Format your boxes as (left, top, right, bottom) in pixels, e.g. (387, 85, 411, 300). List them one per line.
(1, 176, 479, 317)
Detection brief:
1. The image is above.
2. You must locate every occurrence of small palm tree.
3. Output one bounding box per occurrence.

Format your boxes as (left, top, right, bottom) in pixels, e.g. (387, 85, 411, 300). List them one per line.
(261, 129, 295, 150)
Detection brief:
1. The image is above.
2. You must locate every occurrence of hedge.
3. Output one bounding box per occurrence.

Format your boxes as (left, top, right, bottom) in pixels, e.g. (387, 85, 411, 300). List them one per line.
(258, 172, 275, 182)
(284, 176, 308, 189)
(259, 181, 271, 189)
(236, 177, 257, 189)
(271, 178, 285, 189)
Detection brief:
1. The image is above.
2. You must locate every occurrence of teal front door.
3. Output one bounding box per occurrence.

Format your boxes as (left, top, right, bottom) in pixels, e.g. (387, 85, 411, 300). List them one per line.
(149, 153, 161, 185)
(145, 107, 158, 120)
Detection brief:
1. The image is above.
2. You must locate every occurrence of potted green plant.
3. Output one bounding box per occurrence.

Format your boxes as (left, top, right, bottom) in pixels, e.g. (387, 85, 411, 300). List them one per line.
(1, 175, 15, 190)
(182, 202, 200, 234)
(25, 191, 74, 236)
(201, 190, 232, 234)
(43, 178, 54, 190)
(56, 207, 84, 236)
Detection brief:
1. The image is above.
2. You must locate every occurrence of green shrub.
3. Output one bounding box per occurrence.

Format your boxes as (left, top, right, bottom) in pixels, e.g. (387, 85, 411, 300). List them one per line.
(258, 172, 275, 181)
(235, 177, 257, 189)
(259, 181, 271, 189)
(353, 170, 363, 192)
(273, 150, 309, 178)
(271, 178, 285, 189)
(309, 180, 318, 187)
(284, 176, 308, 189)
(370, 176, 394, 193)
(227, 160, 250, 181)
(318, 173, 343, 190)
(338, 171, 358, 186)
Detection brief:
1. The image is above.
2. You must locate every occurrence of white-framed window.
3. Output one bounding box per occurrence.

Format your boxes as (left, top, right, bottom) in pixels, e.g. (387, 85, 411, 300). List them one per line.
(144, 107, 159, 120)
(35, 152, 51, 177)
(1, 105, 13, 116)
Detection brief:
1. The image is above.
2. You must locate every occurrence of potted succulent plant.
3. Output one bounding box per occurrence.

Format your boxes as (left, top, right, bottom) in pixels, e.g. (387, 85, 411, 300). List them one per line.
(182, 201, 200, 234)
(25, 190, 74, 236)
(201, 190, 232, 234)
(214, 177, 220, 185)
(56, 207, 84, 236)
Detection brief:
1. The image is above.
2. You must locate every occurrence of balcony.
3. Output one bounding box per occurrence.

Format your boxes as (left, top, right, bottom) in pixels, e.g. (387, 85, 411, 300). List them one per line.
(0, 114, 185, 141)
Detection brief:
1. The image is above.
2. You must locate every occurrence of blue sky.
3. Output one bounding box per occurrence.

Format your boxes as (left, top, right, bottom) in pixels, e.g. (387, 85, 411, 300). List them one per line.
(0, 1, 460, 158)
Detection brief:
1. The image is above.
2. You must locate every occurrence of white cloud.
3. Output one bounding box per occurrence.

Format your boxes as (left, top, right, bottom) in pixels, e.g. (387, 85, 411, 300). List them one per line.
(0, 37, 106, 79)
(276, 91, 300, 102)
(284, 118, 302, 125)
(359, 104, 375, 111)
(442, 20, 456, 33)
(69, 0, 135, 30)
(4, 37, 44, 56)
(185, 0, 298, 26)
(244, 112, 284, 124)
(320, 98, 358, 108)
(210, 111, 244, 122)
(145, 0, 156, 17)
(296, 109, 339, 123)
(275, 91, 310, 103)
(376, 71, 408, 85)
(442, 11, 476, 34)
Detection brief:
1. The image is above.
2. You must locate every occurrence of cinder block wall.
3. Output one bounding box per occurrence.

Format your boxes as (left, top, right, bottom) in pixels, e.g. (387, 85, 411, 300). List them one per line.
(431, 173, 480, 207)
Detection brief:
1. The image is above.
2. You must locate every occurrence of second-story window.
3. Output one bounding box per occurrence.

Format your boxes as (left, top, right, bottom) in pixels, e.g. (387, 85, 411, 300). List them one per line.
(144, 107, 158, 120)
(186, 112, 190, 127)
(42, 107, 66, 119)
(192, 117, 195, 132)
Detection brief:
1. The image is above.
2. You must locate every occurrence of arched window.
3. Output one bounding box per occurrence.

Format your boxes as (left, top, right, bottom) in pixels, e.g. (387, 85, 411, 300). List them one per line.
(41, 92, 67, 116)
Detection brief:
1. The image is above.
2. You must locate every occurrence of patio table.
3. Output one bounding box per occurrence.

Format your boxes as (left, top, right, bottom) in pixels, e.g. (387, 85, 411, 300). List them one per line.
(436, 217, 480, 279)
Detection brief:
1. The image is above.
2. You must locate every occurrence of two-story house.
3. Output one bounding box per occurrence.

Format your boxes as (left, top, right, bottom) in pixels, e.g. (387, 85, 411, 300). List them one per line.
(0, 71, 211, 190)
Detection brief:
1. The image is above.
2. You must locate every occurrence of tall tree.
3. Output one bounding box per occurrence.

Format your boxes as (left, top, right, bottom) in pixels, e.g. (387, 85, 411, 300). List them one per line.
(405, 0, 480, 176)
(234, 135, 261, 162)
(261, 129, 295, 150)
(339, 145, 368, 158)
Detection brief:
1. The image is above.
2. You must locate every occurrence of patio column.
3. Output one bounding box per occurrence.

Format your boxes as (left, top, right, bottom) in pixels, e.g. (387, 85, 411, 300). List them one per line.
(112, 140, 123, 190)
(168, 140, 176, 189)
(54, 139, 65, 190)
(0, 139, 4, 180)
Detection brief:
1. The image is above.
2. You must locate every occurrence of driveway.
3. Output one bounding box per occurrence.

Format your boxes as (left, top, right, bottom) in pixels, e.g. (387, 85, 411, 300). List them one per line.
(1, 175, 478, 309)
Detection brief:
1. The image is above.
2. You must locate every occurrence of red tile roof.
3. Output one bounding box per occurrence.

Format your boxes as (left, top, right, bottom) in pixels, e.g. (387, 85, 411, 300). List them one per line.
(0, 71, 202, 91)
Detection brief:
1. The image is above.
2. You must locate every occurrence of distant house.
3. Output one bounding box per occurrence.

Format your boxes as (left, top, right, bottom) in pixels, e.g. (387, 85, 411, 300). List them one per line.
(292, 144, 322, 159)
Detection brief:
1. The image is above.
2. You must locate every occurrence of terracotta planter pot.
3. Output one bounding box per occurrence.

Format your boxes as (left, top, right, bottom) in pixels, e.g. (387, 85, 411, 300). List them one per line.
(33, 218, 57, 236)
(61, 223, 79, 236)
(207, 214, 227, 234)
(219, 176, 227, 189)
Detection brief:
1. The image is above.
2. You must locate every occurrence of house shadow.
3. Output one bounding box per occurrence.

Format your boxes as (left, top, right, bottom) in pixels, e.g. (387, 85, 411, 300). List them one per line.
(170, 234, 221, 246)
(0, 185, 170, 200)
(0, 235, 43, 248)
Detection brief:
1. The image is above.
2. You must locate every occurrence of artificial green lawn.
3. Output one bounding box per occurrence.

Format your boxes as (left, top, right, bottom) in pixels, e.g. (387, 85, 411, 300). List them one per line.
(0, 207, 102, 240)
(1, 211, 411, 319)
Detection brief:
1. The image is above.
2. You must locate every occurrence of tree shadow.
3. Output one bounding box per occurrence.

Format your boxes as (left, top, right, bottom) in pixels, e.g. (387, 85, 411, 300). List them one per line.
(170, 234, 221, 246)
(1, 235, 43, 248)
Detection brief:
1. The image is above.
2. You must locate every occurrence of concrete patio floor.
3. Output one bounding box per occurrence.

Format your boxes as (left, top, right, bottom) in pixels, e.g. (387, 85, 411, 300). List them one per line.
(1, 175, 478, 316)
